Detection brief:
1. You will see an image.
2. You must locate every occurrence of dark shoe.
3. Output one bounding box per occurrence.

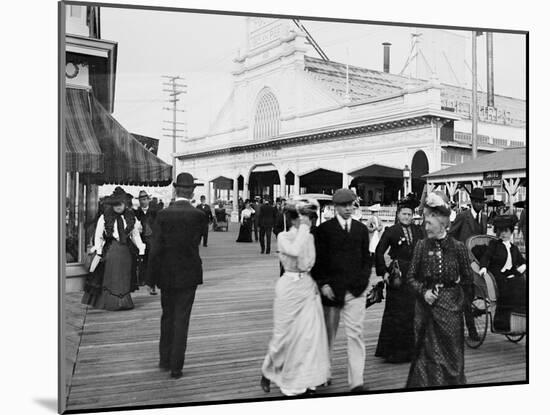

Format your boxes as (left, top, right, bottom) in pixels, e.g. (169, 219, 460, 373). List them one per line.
(266, 251, 270, 255)
(159, 362, 170, 371)
(260, 250, 265, 254)
(170, 370, 183, 379)
(350, 385, 367, 393)
(260, 375, 271, 393)
(322, 379, 332, 387)
(149, 287, 158, 296)
(203, 244, 208, 247)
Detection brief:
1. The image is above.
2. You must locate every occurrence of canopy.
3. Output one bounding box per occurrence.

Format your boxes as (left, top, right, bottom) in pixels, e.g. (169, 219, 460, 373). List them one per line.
(65, 88, 104, 173)
(64, 87, 172, 186)
(425, 147, 526, 181)
(349, 163, 403, 179)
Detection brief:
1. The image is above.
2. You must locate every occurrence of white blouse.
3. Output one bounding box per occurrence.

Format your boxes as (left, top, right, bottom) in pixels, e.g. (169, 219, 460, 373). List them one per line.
(241, 207, 254, 223)
(93, 214, 146, 255)
(277, 224, 316, 273)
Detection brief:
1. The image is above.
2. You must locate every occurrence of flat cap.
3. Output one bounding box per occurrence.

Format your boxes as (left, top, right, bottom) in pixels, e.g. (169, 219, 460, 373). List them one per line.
(332, 188, 356, 205)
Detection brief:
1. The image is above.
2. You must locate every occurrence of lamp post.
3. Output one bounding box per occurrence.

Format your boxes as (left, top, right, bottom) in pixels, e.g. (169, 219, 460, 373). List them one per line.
(403, 164, 411, 196)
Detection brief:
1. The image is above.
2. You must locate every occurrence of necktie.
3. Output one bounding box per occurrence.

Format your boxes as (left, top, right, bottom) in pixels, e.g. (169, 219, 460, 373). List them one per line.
(405, 227, 412, 245)
(501, 241, 513, 272)
(116, 215, 127, 244)
(344, 221, 349, 232)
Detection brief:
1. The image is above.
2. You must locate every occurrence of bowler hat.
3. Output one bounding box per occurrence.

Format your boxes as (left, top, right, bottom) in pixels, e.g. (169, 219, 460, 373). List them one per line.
(173, 172, 204, 188)
(333, 188, 356, 205)
(138, 190, 150, 200)
(470, 187, 486, 202)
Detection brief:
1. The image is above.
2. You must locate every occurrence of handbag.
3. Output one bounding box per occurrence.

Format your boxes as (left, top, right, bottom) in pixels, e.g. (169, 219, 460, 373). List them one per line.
(366, 282, 385, 308)
(388, 259, 403, 289)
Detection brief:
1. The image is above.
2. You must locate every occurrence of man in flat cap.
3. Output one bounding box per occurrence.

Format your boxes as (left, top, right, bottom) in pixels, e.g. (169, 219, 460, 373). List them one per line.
(312, 188, 372, 392)
(449, 187, 487, 342)
(146, 172, 207, 379)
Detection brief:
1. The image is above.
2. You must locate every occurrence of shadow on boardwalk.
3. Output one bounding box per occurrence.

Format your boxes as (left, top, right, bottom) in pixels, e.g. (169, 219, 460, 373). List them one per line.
(64, 228, 526, 411)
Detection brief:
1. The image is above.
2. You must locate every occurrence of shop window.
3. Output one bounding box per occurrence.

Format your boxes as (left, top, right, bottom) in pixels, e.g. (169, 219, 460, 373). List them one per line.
(69, 5, 82, 18)
(66, 172, 87, 264)
(253, 88, 280, 140)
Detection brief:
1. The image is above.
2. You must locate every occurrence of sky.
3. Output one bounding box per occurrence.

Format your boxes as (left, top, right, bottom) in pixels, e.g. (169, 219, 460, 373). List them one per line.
(98, 6, 526, 176)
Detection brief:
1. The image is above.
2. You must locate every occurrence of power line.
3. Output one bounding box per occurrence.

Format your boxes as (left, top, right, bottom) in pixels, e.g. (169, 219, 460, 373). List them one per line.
(162, 75, 187, 197)
(292, 19, 329, 61)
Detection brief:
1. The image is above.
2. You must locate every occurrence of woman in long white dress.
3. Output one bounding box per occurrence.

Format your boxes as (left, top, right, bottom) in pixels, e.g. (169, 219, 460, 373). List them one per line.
(260, 197, 331, 396)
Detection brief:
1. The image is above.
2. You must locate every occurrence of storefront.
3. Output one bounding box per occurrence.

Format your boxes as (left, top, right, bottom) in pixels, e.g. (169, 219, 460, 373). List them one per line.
(63, 5, 172, 291)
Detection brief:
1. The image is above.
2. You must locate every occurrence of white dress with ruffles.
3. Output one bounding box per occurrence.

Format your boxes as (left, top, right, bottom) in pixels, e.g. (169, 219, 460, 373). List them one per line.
(261, 224, 331, 395)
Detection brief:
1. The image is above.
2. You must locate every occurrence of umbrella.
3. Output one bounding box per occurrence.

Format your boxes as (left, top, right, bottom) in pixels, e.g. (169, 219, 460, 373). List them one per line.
(513, 200, 526, 208)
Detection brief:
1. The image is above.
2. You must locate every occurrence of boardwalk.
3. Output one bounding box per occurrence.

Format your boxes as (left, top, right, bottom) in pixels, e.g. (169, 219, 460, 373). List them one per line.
(64, 228, 526, 411)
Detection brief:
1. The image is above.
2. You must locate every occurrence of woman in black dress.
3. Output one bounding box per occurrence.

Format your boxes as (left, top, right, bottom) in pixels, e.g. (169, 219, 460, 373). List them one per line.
(406, 191, 474, 387)
(236, 201, 254, 242)
(375, 194, 423, 363)
(479, 214, 526, 332)
(82, 187, 146, 311)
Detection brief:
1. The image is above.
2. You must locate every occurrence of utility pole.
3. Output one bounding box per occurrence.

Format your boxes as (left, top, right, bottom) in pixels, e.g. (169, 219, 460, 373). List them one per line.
(162, 75, 187, 199)
(471, 32, 479, 159)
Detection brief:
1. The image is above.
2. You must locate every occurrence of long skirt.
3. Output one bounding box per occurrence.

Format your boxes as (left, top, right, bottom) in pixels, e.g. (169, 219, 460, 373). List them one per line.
(494, 273, 527, 332)
(406, 286, 466, 388)
(262, 273, 331, 395)
(236, 219, 252, 242)
(375, 284, 416, 361)
(88, 241, 134, 311)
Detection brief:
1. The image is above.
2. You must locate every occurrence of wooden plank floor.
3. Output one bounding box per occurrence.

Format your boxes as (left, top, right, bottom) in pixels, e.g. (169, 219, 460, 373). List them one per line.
(64, 228, 526, 411)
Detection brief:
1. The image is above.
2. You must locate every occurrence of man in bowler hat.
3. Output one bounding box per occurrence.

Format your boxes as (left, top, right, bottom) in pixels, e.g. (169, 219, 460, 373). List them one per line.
(147, 172, 207, 379)
(449, 187, 488, 341)
(196, 195, 213, 247)
(312, 188, 372, 392)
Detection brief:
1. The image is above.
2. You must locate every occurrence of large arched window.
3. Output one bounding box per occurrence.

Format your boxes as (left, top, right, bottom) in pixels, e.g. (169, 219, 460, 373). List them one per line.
(253, 88, 280, 140)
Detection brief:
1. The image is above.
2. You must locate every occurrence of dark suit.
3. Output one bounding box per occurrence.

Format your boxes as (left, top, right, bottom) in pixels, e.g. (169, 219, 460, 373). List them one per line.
(312, 217, 372, 388)
(196, 203, 213, 246)
(135, 206, 157, 286)
(147, 200, 207, 372)
(251, 202, 261, 241)
(449, 209, 488, 243)
(480, 239, 526, 331)
(449, 208, 487, 338)
(312, 218, 372, 306)
(258, 204, 278, 254)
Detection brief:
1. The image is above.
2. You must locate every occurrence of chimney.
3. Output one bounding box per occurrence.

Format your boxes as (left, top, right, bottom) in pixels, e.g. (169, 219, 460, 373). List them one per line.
(486, 32, 495, 107)
(382, 42, 392, 73)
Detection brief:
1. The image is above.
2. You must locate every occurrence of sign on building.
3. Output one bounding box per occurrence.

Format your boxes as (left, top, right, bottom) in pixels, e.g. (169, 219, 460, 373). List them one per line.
(483, 171, 503, 188)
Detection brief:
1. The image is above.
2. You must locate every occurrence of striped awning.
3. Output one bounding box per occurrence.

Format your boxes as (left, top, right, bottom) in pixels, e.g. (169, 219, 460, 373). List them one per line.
(64, 87, 172, 186)
(65, 88, 104, 173)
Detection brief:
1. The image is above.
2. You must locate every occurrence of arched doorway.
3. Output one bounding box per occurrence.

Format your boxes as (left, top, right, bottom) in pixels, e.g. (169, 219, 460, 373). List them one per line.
(411, 150, 429, 198)
(285, 171, 295, 196)
(248, 164, 281, 200)
(300, 168, 342, 194)
(349, 164, 403, 205)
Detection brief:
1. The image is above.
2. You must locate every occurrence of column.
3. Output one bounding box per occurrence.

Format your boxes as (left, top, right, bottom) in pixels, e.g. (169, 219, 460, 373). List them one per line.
(342, 172, 351, 189)
(231, 177, 239, 223)
(205, 181, 211, 205)
(279, 171, 287, 199)
(295, 174, 301, 195)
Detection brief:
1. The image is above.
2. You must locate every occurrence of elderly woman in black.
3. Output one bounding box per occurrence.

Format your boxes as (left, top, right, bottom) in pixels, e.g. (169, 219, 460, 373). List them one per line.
(82, 187, 146, 311)
(374, 194, 424, 363)
(406, 191, 474, 387)
(479, 214, 526, 332)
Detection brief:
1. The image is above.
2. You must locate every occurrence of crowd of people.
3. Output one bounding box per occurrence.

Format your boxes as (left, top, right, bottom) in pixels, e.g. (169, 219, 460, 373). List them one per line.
(78, 172, 527, 395)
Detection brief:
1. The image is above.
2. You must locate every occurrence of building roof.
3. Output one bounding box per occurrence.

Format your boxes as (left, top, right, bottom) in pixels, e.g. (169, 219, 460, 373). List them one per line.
(303, 56, 525, 125)
(425, 147, 526, 179)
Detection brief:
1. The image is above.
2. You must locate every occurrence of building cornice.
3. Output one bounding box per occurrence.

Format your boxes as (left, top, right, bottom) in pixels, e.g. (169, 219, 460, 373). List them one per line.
(176, 113, 456, 161)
